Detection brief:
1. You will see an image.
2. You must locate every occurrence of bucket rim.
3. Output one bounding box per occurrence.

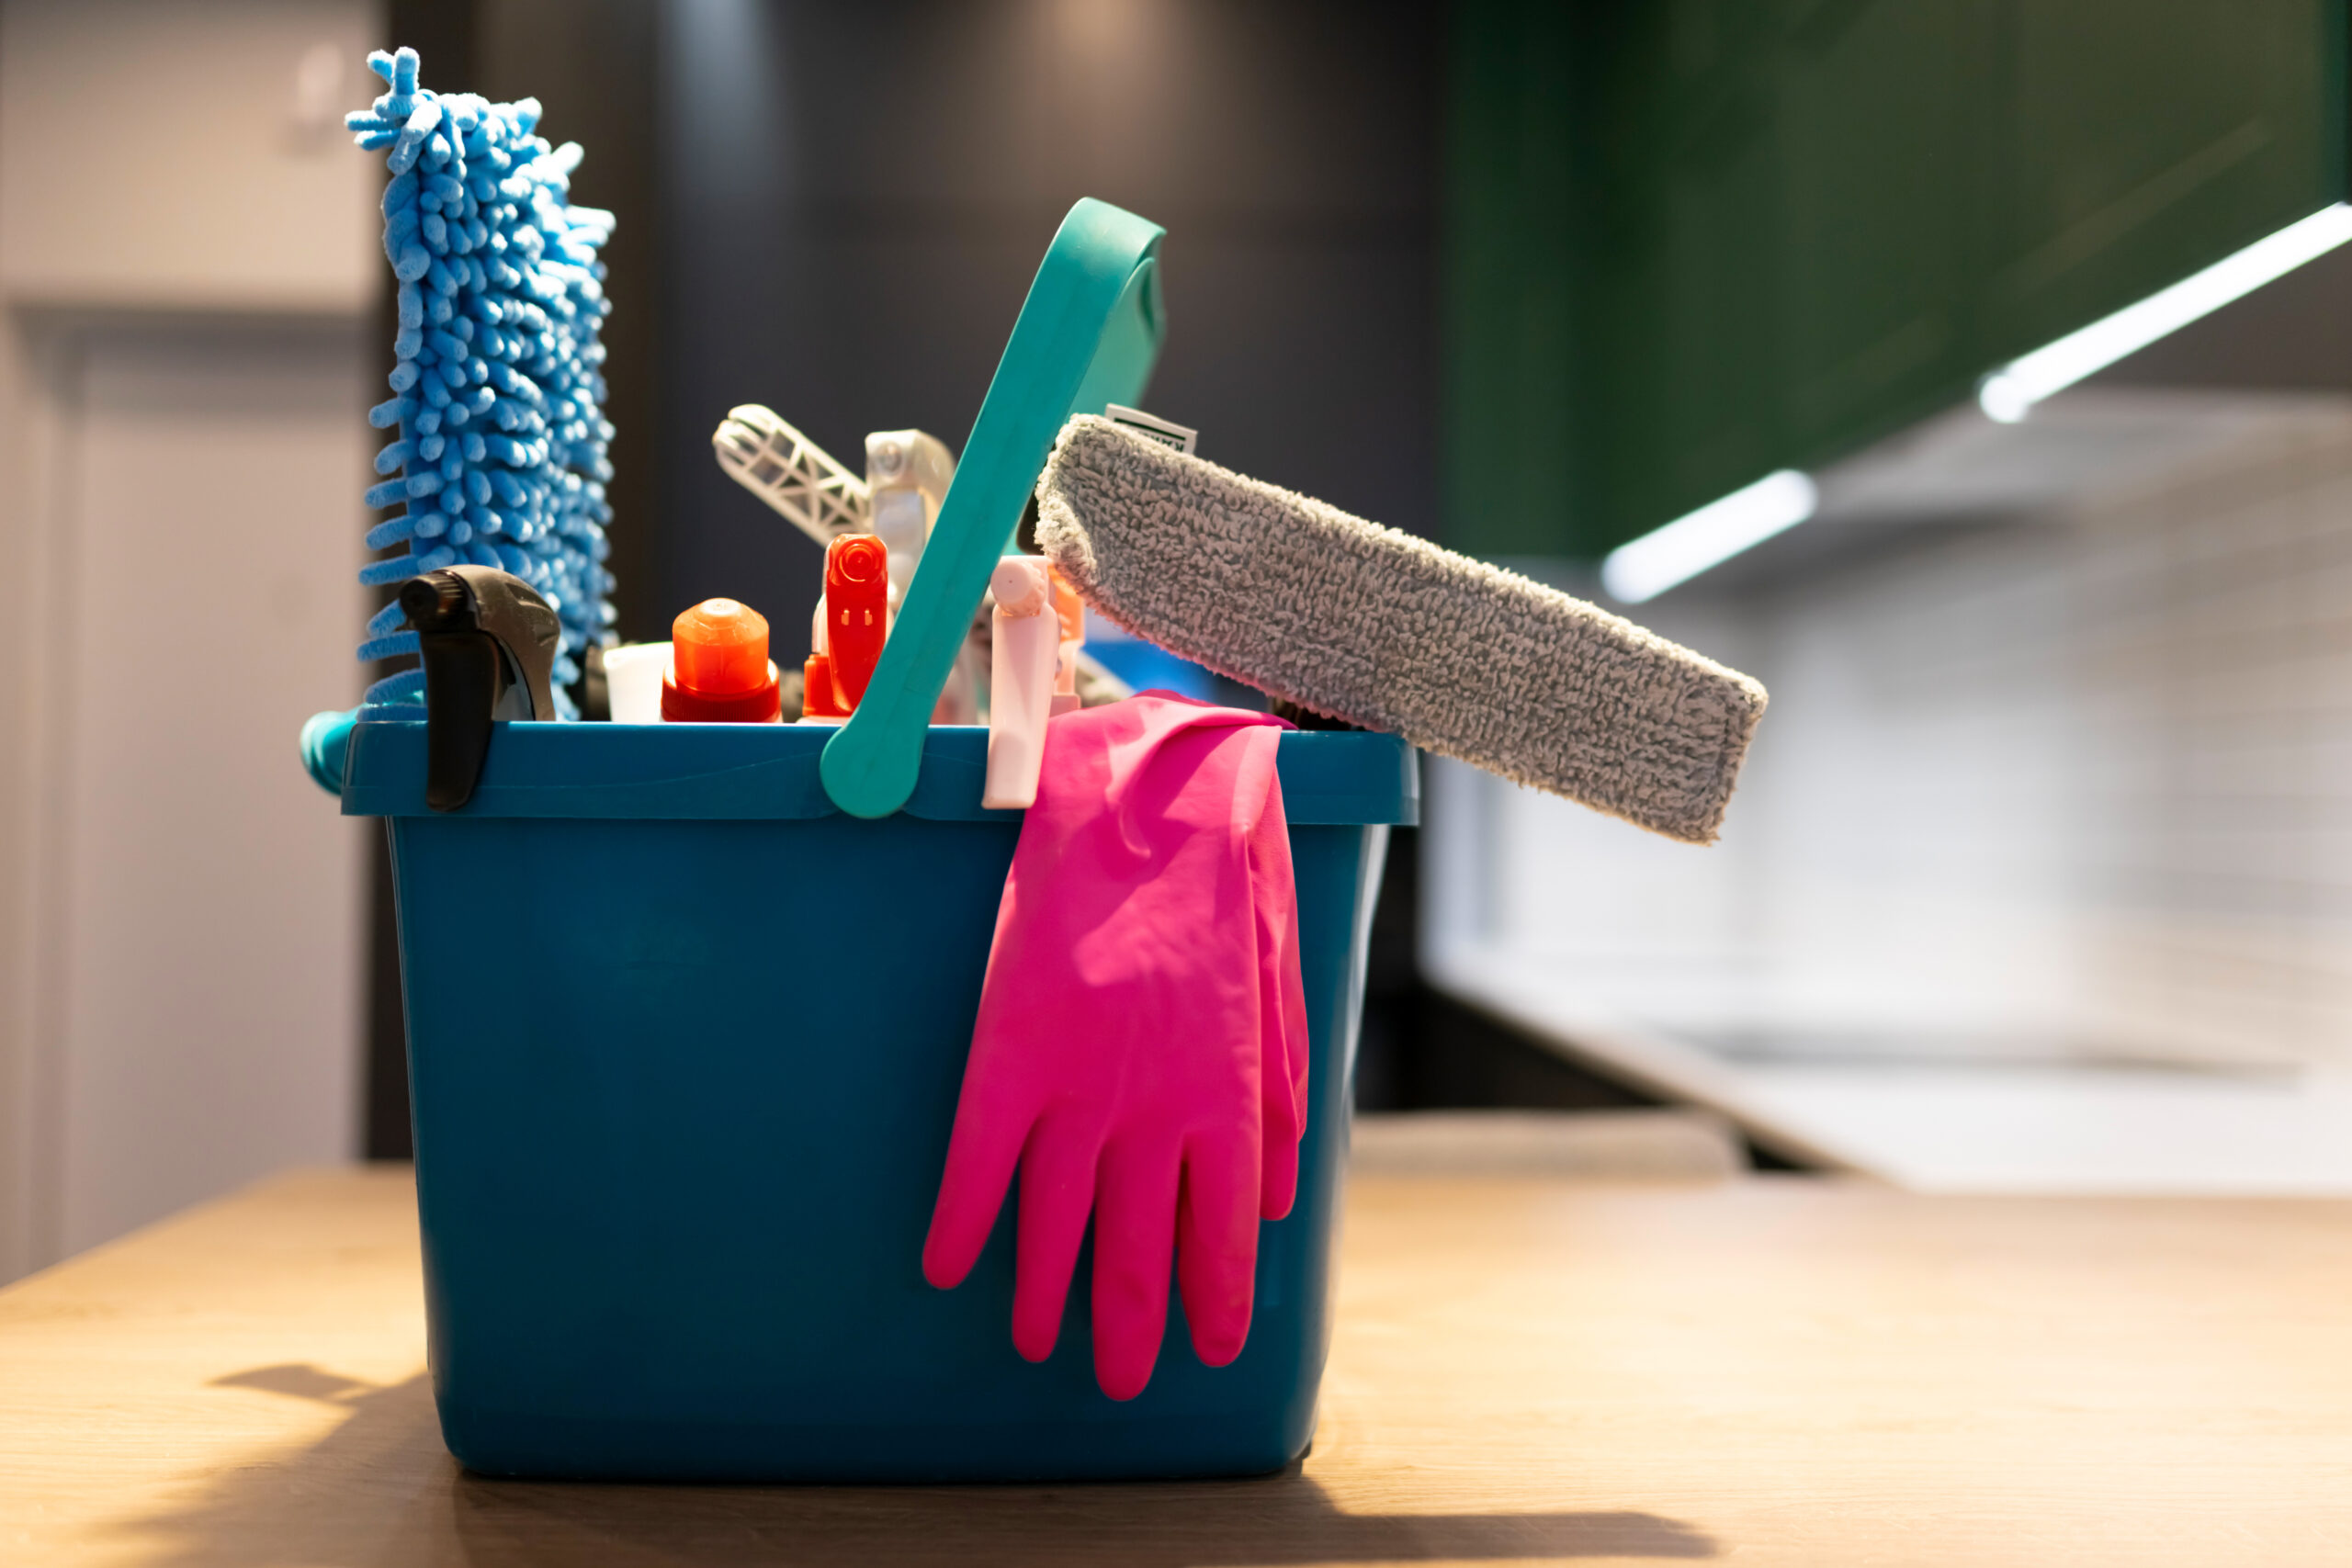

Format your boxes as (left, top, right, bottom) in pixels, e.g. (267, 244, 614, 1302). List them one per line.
(341, 716, 1418, 826)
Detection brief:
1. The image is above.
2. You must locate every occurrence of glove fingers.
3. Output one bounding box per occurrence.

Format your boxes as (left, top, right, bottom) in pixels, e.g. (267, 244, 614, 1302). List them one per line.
(1250, 790, 1309, 1221)
(922, 1083, 1031, 1291)
(1259, 908, 1308, 1221)
(1011, 1123, 1099, 1363)
(1251, 871, 1298, 1137)
(1252, 892, 1304, 1221)
(1256, 774, 1310, 1113)
(1259, 1101, 1301, 1223)
(1090, 1138, 1181, 1402)
(1176, 1133, 1260, 1367)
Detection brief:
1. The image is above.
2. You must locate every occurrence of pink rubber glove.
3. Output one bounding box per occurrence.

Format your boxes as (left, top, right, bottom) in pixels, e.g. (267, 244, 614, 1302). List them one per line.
(922, 693, 1306, 1400)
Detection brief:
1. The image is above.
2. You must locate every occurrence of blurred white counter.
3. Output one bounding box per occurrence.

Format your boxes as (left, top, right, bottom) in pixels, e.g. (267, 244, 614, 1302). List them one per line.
(1429, 942, 2352, 1195)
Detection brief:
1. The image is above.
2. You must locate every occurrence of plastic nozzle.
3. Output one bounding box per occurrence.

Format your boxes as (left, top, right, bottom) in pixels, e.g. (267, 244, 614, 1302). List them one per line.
(664, 598, 782, 722)
(830, 533, 889, 592)
(985, 558, 1058, 809)
(825, 535, 890, 710)
(990, 558, 1049, 617)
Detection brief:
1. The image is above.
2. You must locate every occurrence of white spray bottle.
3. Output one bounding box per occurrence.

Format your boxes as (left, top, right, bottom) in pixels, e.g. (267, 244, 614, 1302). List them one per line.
(983, 558, 1059, 809)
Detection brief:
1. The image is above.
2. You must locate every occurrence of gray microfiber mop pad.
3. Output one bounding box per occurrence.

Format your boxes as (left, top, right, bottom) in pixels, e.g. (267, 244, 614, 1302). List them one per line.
(1035, 416, 1768, 844)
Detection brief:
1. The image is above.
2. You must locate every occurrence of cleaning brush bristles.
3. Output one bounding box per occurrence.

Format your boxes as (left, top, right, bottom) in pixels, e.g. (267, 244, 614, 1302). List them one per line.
(346, 46, 616, 716)
(1036, 416, 1769, 844)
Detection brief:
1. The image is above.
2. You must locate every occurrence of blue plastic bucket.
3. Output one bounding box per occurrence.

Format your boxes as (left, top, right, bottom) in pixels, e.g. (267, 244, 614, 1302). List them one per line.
(342, 715, 1414, 1482)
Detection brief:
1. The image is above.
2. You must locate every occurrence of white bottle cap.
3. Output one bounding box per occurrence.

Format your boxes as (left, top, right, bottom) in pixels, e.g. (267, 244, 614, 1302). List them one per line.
(990, 557, 1049, 618)
(602, 643, 672, 724)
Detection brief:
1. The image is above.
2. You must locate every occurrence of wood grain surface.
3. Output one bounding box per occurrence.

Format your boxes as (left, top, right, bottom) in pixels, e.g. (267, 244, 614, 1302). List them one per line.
(3, 1168, 2349, 1566)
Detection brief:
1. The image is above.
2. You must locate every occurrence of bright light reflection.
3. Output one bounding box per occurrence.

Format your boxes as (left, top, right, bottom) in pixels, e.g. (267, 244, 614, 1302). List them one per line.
(1979, 202, 2352, 423)
(1600, 469, 1818, 603)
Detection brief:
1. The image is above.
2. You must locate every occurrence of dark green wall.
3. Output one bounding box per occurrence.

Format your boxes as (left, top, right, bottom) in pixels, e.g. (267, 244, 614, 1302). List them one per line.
(1447, 0, 2348, 558)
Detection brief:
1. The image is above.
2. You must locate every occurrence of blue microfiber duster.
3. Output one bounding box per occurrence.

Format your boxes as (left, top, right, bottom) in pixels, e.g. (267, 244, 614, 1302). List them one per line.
(345, 46, 616, 716)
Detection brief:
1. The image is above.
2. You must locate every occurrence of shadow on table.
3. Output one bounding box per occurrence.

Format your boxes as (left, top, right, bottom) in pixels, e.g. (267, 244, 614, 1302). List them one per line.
(122, 1362, 1717, 1565)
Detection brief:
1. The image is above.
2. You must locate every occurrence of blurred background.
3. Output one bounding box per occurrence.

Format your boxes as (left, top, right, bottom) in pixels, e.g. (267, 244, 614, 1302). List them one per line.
(5, 0, 2351, 1282)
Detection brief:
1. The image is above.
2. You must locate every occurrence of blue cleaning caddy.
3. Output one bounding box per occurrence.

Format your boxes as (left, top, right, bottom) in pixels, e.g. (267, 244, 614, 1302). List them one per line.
(316, 196, 1421, 1480)
(341, 718, 1410, 1481)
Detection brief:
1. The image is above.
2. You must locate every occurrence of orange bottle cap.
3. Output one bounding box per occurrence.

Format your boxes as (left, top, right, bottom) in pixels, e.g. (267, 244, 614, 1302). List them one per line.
(672, 598, 771, 696)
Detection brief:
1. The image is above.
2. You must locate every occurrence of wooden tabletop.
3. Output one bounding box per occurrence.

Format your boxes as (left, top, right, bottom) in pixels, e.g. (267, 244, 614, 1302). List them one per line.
(4, 1168, 2349, 1566)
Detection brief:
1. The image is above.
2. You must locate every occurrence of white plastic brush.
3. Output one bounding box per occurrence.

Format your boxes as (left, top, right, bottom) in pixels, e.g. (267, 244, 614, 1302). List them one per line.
(712, 405, 871, 546)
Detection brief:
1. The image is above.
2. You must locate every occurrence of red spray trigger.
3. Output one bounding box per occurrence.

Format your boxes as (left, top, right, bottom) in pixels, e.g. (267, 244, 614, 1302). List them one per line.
(825, 535, 889, 710)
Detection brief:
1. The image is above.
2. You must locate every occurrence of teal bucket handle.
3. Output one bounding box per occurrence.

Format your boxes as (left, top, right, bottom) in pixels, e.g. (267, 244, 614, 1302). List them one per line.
(820, 197, 1165, 819)
(301, 705, 361, 795)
